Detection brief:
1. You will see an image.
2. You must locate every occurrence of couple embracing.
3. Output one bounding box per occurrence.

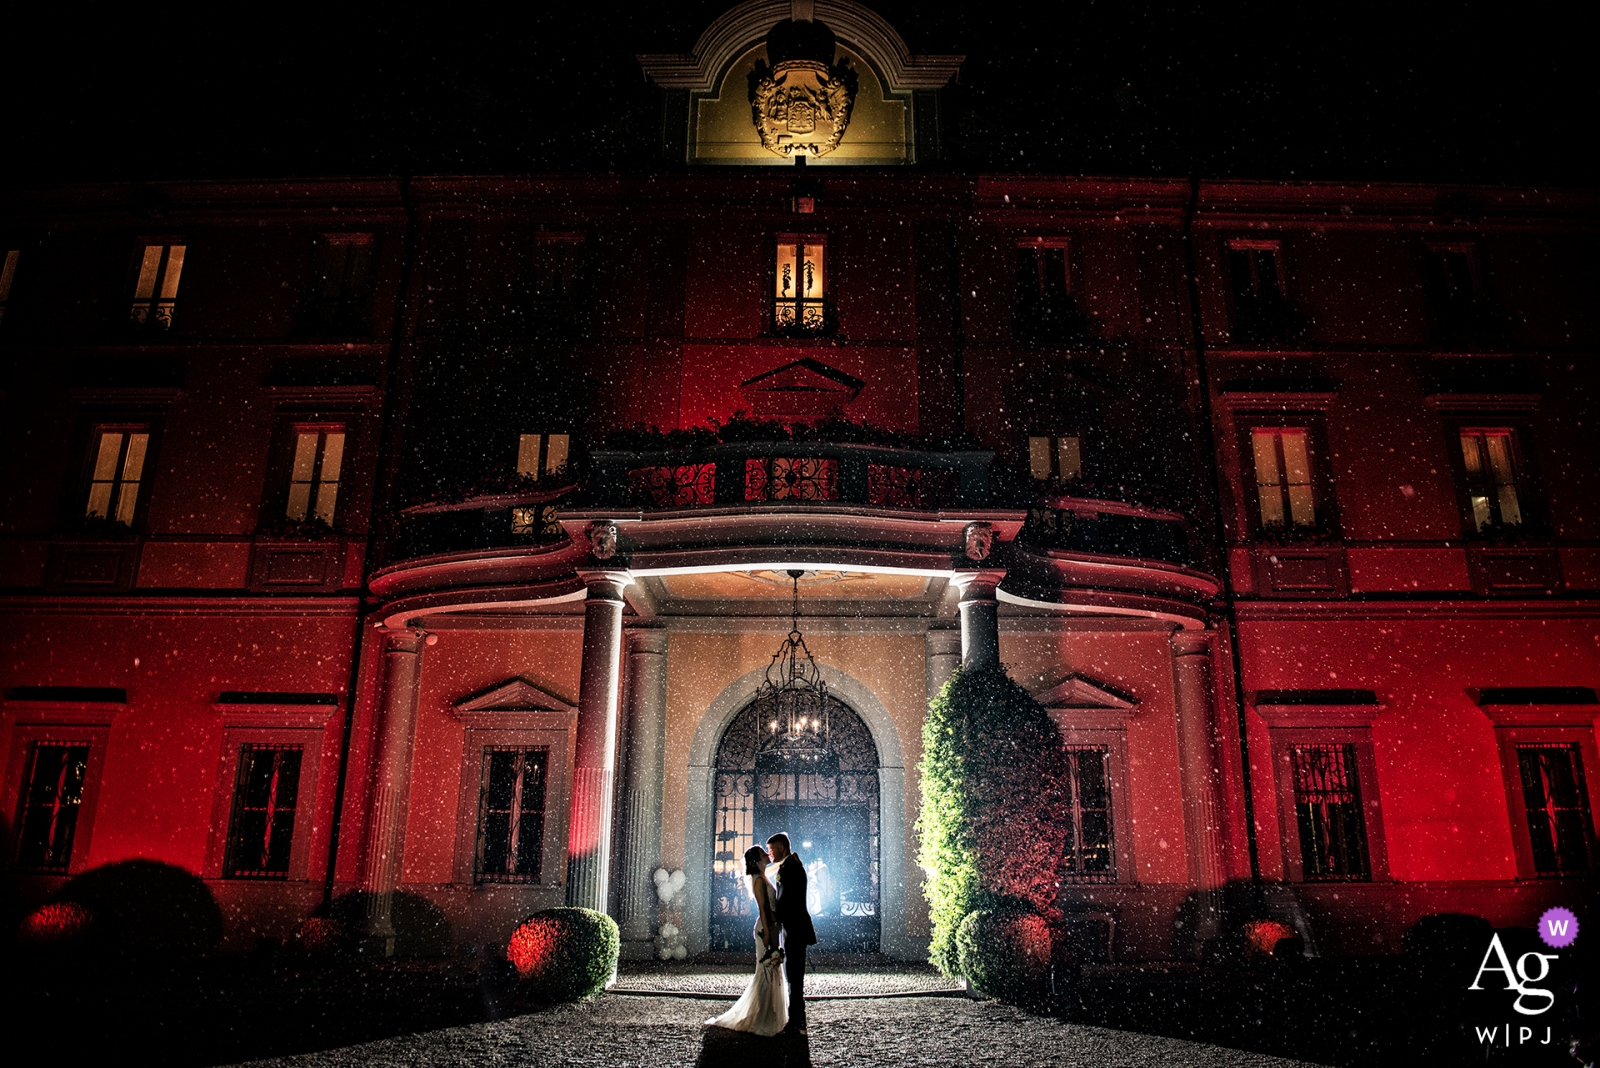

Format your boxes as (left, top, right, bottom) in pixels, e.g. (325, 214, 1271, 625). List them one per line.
(705, 832, 817, 1038)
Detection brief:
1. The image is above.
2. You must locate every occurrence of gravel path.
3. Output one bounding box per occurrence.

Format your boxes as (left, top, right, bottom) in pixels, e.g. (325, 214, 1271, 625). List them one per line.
(231, 994, 1326, 1067)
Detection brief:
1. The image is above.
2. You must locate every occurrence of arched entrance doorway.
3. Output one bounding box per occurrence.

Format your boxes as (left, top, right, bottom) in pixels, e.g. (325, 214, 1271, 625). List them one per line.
(709, 695, 880, 952)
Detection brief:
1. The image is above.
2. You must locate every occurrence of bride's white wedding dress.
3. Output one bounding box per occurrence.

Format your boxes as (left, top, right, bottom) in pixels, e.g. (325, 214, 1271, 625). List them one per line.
(705, 883, 789, 1036)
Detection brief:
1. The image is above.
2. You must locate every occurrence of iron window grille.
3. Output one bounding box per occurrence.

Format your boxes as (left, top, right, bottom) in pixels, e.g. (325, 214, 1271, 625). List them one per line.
(1515, 743, 1592, 875)
(129, 243, 186, 331)
(224, 743, 303, 879)
(475, 746, 548, 883)
(1289, 743, 1371, 881)
(14, 741, 90, 871)
(1060, 746, 1117, 883)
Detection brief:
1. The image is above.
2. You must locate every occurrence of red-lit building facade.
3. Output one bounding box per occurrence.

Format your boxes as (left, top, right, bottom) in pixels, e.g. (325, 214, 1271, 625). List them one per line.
(2, 1, 1597, 964)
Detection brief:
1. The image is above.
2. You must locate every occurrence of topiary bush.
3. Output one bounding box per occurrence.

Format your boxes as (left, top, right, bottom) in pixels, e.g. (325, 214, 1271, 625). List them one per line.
(917, 664, 1073, 976)
(507, 907, 619, 1002)
(956, 906, 1053, 1003)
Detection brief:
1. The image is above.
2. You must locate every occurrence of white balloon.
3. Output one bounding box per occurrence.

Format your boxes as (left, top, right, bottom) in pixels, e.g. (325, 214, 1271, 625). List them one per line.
(672, 945, 687, 960)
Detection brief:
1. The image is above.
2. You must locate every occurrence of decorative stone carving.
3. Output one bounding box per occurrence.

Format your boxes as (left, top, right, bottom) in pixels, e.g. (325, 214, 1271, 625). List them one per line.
(748, 18, 858, 158)
(588, 520, 619, 560)
(963, 521, 994, 562)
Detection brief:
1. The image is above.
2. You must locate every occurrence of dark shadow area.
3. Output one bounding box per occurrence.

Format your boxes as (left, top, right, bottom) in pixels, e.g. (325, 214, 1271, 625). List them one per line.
(320, 890, 453, 958)
(696, 1027, 812, 1068)
(48, 858, 224, 957)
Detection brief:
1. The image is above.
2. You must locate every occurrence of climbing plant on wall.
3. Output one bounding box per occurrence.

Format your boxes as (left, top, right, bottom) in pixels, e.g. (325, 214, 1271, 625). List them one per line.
(916, 663, 1073, 975)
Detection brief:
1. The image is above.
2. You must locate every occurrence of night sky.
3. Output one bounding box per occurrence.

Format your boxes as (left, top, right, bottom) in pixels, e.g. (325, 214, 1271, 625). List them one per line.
(6, 2, 1591, 185)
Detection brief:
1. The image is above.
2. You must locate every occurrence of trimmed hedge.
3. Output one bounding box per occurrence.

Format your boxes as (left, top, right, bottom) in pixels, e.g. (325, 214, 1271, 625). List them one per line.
(507, 907, 619, 1002)
(956, 906, 1053, 1002)
(916, 664, 1074, 975)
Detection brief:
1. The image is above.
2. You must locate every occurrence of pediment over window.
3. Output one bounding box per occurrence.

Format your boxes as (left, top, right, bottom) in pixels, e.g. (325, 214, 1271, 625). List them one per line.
(740, 356, 865, 416)
(453, 678, 576, 717)
(1034, 674, 1138, 710)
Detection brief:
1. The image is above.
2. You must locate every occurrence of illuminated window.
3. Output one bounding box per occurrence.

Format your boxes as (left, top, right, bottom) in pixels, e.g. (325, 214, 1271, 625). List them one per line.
(773, 234, 826, 333)
(14, 741, 90, 871)
(1289, 743, 1371, 881)
(86, 427, 150, 524)
(129, 243, 185, 330)
(1459, 428, 1523, 531)
(306, 233, 374, 334)
(1027, 434, 1081, 482)
(0, 248, 18, 325)
(516, 432, 570, 478)
(1250, 427, 1316, 530)
(1226, 238, 1299, 343)
(1013, 237, 1084, 342)
(285, 427, 345, 525)
(475, 746, 548, 883)
(1515, 743, 1592, 875)
(223, 744, 303, 879)
(1061, 746, 1116, 883)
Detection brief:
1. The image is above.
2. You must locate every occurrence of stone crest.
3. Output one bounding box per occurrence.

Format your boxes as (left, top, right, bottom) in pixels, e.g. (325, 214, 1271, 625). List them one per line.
(748, 18, 858, 158)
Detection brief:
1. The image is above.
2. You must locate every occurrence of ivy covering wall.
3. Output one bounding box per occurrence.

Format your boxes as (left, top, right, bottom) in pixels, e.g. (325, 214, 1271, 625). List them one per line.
(917, 664, 1072, 975)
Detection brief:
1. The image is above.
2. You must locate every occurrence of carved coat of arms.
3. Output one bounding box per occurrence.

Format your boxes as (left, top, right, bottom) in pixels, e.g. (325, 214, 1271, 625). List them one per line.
(749, 56, 858, 158)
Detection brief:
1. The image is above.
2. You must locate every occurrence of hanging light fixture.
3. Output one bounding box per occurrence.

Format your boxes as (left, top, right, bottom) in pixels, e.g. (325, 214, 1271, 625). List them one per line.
(753, 569, 831, 763)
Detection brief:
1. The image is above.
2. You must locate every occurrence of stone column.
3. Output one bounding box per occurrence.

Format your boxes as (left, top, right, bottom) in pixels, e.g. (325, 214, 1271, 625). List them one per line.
(358, 628, 427, 956)
(567, 570, 631, 913)
(618, 628, 668, 957)
(926, 627, 962, 699)
(950, 570, 1005, 669)
(1172, 630, 1228, 951)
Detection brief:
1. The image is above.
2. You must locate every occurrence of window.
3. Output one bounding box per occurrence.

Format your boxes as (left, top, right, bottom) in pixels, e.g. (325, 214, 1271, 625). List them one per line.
(223, 743, 303, 879)
(1288, 743, 1371, 881)
(1060, 746, 1115, 883)
(86, 427, 150, 525)
(286, 426, 346, 525)
(1250, 427, 1316, 531)
(516, 432, 570, 478)
(1427, 243, 1496, 343)
(1028, 434, 1082, 482)
(475, 746, 548, 883)
(0, 248, 18, 325)
(1226, 238, 1299, 343)
(129, 243, 186, 330)
(1459, 428, 1523, 532)
(306, 233, 374, 334)
(514, 232, 586, 337)
(1013, 237, 1085, 342)
(14, 742, 90, 871)
(1515, 743, 1592, 875)
(773, 235, 827, 333)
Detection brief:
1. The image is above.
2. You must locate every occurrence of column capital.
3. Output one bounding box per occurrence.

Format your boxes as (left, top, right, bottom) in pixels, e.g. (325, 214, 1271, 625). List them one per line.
(579, 569, 634, 602)
(626, 627, 670, 656)
(1171, 630, 1215, 658)
(949, 568, 1006, 600)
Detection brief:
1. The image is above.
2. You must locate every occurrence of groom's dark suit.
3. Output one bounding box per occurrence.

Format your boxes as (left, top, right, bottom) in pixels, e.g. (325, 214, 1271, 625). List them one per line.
(773, 852, 817, 1032)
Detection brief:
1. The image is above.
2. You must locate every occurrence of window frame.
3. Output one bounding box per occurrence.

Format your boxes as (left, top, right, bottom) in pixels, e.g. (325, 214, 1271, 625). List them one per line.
(261, 416, 356, 534)
(1442, 417, 1541, 537)
(303, 232, 376, 336)
(514, 230, 588, 338)
(203, 699, 336, 884)
(449, 684, 576, 889)
(1223, 237, 1301, 344)
(1011, 235, 1086, 343)
(1478, 702, 1600, 881)
(1026, 432, 1083, 483)
(1256, 699, 1390, 884)
(1233, 413, 1339, 539)
(770, 232, 832, 336)
(1, 697, 120, 876)
(126, 238, 188, 333)
(1045, 708, 1138, 886)
(72, 419, 162, 533)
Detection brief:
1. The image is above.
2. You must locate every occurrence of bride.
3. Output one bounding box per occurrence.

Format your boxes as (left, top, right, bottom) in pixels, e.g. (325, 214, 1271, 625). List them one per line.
(705, 845, 789, 1036)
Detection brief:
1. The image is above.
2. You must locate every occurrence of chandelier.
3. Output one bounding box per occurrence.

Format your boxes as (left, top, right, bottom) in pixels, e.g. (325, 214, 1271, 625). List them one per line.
(753, 570, 831, 763)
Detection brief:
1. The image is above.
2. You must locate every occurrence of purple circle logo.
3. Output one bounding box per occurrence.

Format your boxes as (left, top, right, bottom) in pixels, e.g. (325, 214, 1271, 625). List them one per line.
(1538, 907, 1579, 949)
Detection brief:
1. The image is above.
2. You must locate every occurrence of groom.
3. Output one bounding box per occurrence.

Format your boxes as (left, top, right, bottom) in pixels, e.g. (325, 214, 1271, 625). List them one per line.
(766, 832, 817, 1036)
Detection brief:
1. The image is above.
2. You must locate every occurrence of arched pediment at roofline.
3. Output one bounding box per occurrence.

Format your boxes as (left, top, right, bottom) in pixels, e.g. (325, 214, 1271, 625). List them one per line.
(637, 1, 963, 94)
